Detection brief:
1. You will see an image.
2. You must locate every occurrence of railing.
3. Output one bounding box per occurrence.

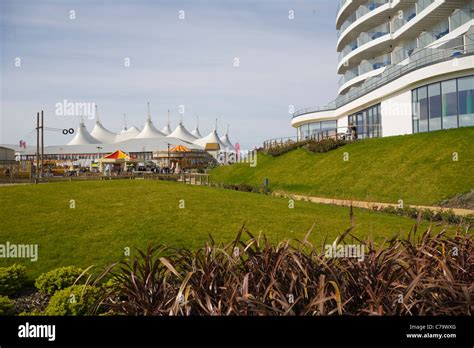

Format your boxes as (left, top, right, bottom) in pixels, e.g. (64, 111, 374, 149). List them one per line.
(263, 127, 355, 149)
(263, 124, 384, 149)
(337, 0, 390, 39)
(293, 34, 474, 119)
(0, 172, 211, 186)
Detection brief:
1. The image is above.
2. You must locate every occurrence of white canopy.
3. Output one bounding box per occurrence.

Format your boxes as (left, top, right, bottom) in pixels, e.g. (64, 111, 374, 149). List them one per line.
(193, 129, 225, 148)
(135, 120, 165, 138)
(191, 116, 202, 138)
(167, 122, 198, 143)
(68, 122, 100, 145)
(161, 123, 172, 135)
(220, 133, 235, 151)
(91, 121, 117, 144)
(191, 127, 202, 138)
(116, 125, 141, 142)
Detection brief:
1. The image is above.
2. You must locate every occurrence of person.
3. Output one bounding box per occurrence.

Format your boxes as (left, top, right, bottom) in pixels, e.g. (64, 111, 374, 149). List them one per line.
(351, 125, 358, 140)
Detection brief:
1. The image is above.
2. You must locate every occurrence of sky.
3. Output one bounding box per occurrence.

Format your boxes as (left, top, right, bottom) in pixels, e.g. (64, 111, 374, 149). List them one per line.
(0, 0, 339, 149)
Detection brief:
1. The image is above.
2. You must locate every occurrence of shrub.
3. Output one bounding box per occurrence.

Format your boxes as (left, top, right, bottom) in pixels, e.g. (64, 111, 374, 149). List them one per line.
(35, 266, 84, 295)
(221, 183, 256, 192)
(44, 285, 102, 316)
(0, 264, 28, 296)
(375, 205, 472, 225)
(99, 226, 473, 316)
(266, 140, 310, 157)
(0, 295, 15, 315)
(266, 138, 348, 157)
(304, 138, 348, 153)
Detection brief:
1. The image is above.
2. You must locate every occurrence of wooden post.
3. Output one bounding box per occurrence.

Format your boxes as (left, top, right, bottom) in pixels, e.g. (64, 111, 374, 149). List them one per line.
(41, 110, 44, 179)
(36, 112, 40, 182)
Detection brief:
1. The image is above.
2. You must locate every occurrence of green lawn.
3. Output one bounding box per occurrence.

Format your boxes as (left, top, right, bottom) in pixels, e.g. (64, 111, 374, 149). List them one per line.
(211, 127, 474, 206)
(0, 180, 452, 279)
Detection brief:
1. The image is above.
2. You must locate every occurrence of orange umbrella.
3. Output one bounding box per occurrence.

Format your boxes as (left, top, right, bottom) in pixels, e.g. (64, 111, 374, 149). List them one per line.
(103, 150, 130, 159)
(170, 145, 191, 152)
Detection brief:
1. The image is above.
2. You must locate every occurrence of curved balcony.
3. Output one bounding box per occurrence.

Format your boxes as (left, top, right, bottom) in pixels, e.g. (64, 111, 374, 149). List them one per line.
(336, 0, 359, 30)
(293, 33, 474, 119)
(337, 0, 394, 52)
(338, 0, 467, 74)
(337, 30, 391, 74)
(338, 65, 387, 95)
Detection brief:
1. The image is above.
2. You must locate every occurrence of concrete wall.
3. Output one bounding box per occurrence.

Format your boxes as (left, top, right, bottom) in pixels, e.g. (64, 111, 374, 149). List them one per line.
(380, 90, 412, 137)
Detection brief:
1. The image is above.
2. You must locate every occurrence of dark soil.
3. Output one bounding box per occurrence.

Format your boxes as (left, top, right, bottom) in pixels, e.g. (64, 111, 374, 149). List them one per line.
(438, 190, 474, 210)
(11, 287, 50, 314)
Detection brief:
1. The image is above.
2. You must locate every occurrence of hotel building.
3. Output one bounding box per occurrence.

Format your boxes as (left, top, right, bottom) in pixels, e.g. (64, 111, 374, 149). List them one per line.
(292, 0, 474, 139)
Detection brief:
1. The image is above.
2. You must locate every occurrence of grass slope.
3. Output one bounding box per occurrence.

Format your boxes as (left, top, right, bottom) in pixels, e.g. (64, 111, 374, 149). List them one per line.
(0, 180, 448, 278)
(211, 127, 474, 206)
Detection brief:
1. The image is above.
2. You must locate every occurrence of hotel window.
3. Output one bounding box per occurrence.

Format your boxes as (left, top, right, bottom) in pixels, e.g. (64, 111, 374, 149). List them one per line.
(412, 90, 419, 133)
(417, 86, 429, 132)
(412, 76, 474, 133)
(442, 80, 458, 129)
(458, 76, 474, 127)
(297, 121, 337, 140)
(348, 104, 381, 139)
(428, 83, 442, 131)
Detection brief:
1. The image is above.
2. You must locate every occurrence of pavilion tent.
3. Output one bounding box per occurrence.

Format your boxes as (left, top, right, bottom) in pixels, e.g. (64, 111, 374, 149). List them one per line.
(135, 119, 165, 138)
(190, 116, 203, 138)
(68, 122, 100, 145)
(167, 122, 198, 143)
(135, 102, 165, 139)
(91, 121, 117, 144)
(170, 145, 191, 152)
(90, 106, 117, 143)
(193, 129, 225, 149)
(99, 150, 137, 173)
(220, 126, 235, 151)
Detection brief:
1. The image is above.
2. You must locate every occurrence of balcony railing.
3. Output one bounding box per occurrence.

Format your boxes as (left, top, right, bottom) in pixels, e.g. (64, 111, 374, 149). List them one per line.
(293, 34, 474, 119)
(337, 0, 389, 39)
(339, 23, 390, 63)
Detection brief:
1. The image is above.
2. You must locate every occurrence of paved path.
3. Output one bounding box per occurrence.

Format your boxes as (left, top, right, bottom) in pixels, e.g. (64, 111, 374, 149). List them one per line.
(273, 192, 474, 217)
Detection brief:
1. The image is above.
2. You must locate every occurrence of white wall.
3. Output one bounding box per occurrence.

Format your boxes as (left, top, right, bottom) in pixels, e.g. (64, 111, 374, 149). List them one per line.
(380, 90, 412, 137)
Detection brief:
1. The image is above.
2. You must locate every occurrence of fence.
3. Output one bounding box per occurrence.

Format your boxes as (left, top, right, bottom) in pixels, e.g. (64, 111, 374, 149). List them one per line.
(0, 172, 211, 186)
(263, 127, 354, 149)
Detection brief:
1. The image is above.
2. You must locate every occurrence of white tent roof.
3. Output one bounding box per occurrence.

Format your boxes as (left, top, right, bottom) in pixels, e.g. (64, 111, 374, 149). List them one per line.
(68, 122, 100, 145)
(220, 133, 235, 150)
(116, 126, 141, 142)
(161, 124, 172, 135)
(190, 116, 202, 138)
(121, 125, 140, 134)
(167, 122, 198, 143)
(135, 120, 165, 138)
(191, 127, 202, 138)
(193, 129, 225, 148)
(91, 121, 117, 144)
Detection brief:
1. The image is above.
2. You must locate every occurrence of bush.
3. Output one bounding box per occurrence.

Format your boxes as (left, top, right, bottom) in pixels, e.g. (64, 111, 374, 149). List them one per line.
(35, 266, 84, 295)
(265, 138, 348, 157)
(0, 264, 28, 296)
(221, 183, 256, 192)
(44, 285, 102, 316)
(0, 295, 15, 315)
(100, 227, 473, 316)
(375, 205, 472, 225)
(304, 138, 348, 153)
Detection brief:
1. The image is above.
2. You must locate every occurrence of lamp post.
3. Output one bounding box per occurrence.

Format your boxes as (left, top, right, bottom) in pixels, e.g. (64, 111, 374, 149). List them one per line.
(97, 146, 102, 173)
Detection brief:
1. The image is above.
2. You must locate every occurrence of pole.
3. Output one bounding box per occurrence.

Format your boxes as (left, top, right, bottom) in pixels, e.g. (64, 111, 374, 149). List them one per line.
(41, 110, 44, 179)
(36, 112, 40, 182)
